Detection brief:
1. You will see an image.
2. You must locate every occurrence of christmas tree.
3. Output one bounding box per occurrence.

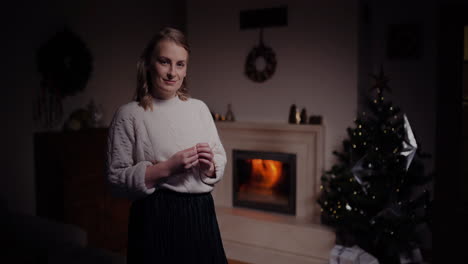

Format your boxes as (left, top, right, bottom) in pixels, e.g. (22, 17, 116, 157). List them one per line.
(317, 67, 432, 263)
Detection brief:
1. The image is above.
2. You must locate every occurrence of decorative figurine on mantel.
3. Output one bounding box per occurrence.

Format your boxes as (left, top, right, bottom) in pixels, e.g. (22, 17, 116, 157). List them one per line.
(309, 115, 322, 125)
(300, 107, 307, 124)
(225, 103, 235, 122)
(288, 104, 299, 124)
(288, 104, 298, 124)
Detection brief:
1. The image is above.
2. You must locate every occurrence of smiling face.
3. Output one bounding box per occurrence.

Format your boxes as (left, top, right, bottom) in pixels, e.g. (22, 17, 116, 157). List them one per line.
(151, 40, 189, 99)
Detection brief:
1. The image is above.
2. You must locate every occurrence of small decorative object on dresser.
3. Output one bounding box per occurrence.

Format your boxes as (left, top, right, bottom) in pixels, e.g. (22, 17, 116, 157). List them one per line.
(87, 99, 104, 128)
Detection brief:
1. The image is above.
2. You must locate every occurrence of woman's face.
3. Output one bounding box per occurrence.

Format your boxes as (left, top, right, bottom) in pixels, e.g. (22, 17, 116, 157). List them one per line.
(151, 40, 188, 99)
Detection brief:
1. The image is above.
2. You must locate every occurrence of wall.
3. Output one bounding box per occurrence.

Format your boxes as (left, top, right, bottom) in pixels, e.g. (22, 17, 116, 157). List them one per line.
(2, 0, 185, 214)
(2, 0, 439, 216)
(186, 0, 359, 171)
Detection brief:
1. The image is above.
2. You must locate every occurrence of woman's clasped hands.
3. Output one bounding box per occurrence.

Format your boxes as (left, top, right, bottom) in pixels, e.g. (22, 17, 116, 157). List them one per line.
(167, 143, 215, 177)
(146, 143, 216, 188)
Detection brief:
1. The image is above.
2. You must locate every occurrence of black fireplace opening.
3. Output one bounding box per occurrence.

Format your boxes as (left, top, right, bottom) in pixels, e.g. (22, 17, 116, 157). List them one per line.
(233, 150, 296, 215)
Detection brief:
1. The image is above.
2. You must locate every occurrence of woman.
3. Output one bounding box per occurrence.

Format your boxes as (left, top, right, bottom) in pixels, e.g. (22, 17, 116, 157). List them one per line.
(106, 27, 228, 263)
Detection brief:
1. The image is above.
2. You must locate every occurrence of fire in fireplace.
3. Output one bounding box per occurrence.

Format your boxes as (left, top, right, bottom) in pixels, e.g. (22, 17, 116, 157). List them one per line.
(233, 150, 296, 215)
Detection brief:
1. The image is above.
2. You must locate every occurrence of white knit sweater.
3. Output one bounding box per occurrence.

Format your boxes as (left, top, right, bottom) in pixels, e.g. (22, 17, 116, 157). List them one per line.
(106, 96, 226, 199)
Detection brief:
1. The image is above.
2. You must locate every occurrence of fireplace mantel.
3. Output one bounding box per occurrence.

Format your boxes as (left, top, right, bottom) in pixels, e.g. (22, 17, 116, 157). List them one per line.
(214, 121, 334, 264)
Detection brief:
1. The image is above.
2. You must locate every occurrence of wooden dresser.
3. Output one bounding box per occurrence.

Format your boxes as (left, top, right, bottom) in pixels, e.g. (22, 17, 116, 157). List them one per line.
(34, 128, 130, 255)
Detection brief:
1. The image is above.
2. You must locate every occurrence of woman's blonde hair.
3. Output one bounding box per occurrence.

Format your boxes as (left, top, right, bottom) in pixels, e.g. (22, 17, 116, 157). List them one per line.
(136, 27, 190, 111)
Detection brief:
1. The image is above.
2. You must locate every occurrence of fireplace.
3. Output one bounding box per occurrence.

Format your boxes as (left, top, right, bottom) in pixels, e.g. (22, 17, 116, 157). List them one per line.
(233, 150, 296, 215)
(212, 122, 334, 264)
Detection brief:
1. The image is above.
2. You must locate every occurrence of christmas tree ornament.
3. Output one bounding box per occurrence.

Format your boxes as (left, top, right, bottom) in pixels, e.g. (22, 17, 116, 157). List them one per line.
(351, 155, 379, 194)
(400, 114, 418, 171)
(370, 65, 391, 93)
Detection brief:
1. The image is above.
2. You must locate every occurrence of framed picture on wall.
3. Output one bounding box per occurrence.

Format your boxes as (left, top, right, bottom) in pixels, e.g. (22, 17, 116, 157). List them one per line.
(386, 23, 422, 60)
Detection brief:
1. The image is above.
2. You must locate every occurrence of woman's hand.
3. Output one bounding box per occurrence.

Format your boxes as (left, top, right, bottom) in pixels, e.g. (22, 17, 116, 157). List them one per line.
(145, 146, 199, 188)
(196, 143, 215, 178)
(166, 146, 200, 174)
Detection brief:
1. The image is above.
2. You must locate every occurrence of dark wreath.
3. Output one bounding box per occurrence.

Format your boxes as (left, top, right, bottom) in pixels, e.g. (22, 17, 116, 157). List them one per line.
(36, 28, 93, 98)
(244, 43, 277, 83)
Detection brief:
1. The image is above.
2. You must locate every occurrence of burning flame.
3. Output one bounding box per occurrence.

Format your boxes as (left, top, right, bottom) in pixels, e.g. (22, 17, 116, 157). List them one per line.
(239, 159, 283, 196)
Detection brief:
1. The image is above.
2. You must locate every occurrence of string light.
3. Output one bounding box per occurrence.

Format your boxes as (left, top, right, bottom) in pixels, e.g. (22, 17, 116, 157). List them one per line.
(353, 144, 357, 149)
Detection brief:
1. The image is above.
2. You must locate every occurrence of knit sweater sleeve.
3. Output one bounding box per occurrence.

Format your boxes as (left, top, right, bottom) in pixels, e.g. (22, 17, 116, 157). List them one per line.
(106, 104, 155, 199)
(198, 102, 227, 186)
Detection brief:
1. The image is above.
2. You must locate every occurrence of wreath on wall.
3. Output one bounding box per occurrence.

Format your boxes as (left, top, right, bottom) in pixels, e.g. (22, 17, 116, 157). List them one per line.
(34, 28, 93, 129)
(244, 29, 277, 83)
(36, 27, 93, 97)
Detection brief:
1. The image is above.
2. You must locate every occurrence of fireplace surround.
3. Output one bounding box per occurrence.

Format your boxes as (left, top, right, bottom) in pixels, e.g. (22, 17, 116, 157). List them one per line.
(213, 122, 335, 264)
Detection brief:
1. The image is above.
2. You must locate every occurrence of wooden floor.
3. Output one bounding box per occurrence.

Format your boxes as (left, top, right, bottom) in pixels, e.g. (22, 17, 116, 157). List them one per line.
(228, 259, 250, 264)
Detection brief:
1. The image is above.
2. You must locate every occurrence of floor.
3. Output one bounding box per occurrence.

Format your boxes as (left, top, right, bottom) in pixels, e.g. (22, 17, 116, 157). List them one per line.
(228, 259, 250, 264)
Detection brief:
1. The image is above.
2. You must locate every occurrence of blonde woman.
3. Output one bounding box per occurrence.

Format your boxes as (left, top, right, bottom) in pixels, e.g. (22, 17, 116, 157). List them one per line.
(106, 27, 227, 263)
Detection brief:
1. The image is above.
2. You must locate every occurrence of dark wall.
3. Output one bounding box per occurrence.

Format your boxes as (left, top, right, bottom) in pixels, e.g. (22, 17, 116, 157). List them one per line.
(1, 0, 186, 214)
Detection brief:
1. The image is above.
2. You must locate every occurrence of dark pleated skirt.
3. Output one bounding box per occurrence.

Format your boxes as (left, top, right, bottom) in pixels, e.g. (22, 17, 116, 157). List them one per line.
(127, 189, 228, 264)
